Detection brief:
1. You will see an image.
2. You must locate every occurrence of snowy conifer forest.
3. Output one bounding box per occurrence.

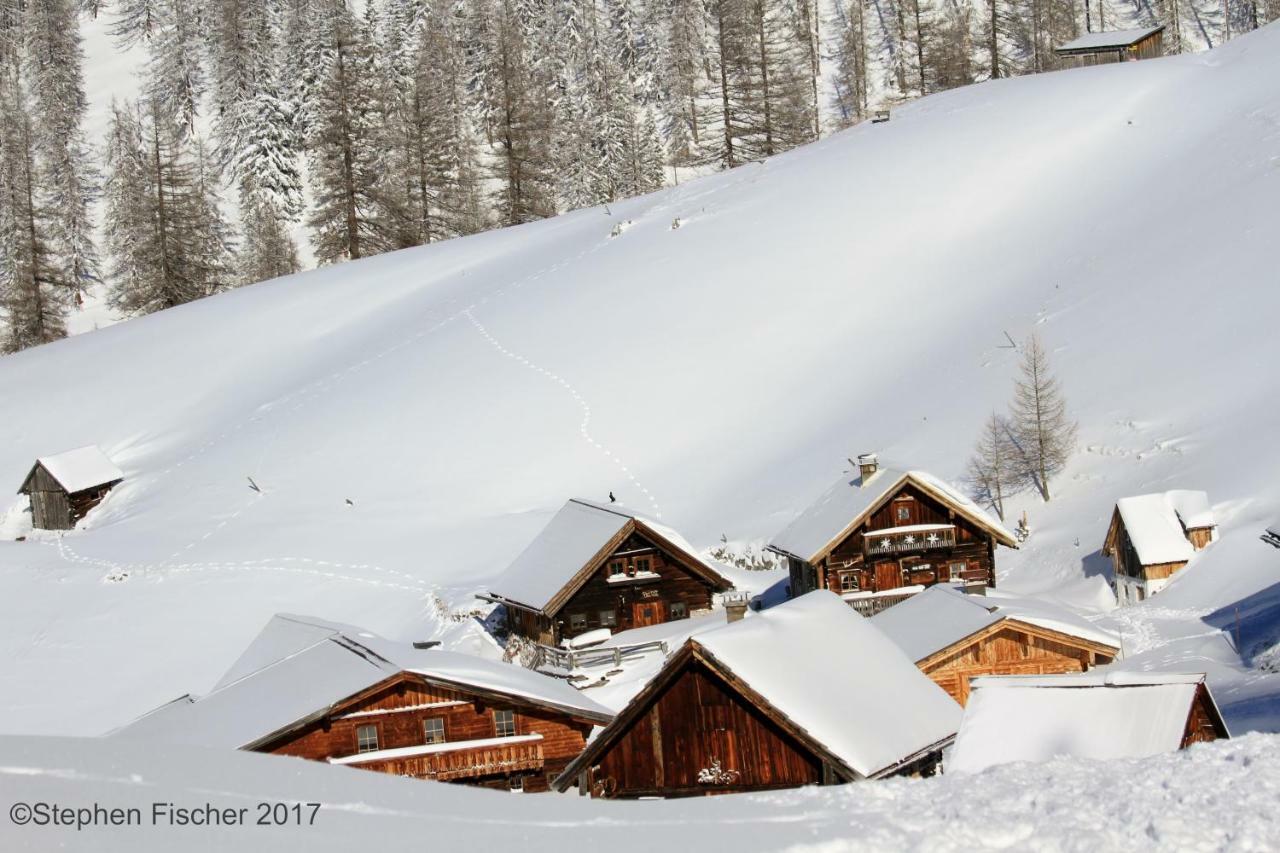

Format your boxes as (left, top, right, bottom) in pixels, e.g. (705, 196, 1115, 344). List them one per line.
(3, 0, 1280, 350)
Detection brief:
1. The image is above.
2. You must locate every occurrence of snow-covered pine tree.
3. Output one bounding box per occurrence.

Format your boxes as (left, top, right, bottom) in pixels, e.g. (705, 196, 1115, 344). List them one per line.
(108, 0, 164, 48)
(103, 100, 234, 316)
(238, 181, 301, 285)
(1009, 332, 1077, 502)
(831, 0, 869, 126)
(658, 0, 712, 167)
(144, 0, 208, 136)
(705, 0, 756, 167)
(305, 2, 386, 262)
(0, 63, 74, 352)
(21, 0, 100, 292)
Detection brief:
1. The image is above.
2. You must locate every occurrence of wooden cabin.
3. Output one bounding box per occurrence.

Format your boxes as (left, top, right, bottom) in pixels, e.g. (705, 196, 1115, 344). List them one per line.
(1054, 26, 1165, 66)
(1102, 490, 1216, 604)
(948, 672, 1229, 774)
(871, 585, 1120, 705)
(485, 499, 734, 645)
(18, 446, 123, 530)
(111, 614, 613, 792)
(768, 454, 1018, 606)
(553, 591, 960, 798)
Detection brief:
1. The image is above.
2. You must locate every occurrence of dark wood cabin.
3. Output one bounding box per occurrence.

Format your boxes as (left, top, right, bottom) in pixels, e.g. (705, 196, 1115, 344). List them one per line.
(18, 446, 123, 530)
(259, 670, 604, 791)
(1102, 491, 1216, 604)
(554, 591, 961, 798)
(769, 455, 1018, 603)
(1054, 26, 1164, 67)
(486, 499, 735, 645)
(872, 585, 1120, 705)
(110, 614, 614, 793)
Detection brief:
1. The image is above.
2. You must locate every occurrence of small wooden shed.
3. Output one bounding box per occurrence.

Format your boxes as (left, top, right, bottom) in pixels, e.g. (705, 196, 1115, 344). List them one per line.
(1054, 26, 1165, 67)
(18, 446, 123, 530)
(1102, 490, 1216, 604)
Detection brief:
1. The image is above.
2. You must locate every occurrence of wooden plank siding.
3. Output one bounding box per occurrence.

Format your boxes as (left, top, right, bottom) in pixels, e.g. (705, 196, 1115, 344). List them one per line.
(21, 463, 118, 530)
(793, 482, 998, 597)
(916, 621, 1117, 706)
(259, 673, 595, 792)
(588, 658, 823, 798)
(1182, 683, 1230, 747)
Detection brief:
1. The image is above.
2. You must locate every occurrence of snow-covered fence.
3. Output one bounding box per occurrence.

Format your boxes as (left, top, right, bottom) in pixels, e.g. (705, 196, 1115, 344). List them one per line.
(534, 640, 669, 672)
(844, 589, 921, 617)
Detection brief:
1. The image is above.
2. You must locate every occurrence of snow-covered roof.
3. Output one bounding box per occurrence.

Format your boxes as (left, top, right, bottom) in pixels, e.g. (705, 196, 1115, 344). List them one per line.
(20, 445, 123, 494)
(692, 591, 960, 779)
(871, 585, 1120, 663)
(1056, 26, 1164, 53)
(949, 671, 1221, 774)
(112, 614, 612, 749)
(488, 499, 730, 613)
(768, 466, 1016, 563)
(1113, 491, 1214, 565)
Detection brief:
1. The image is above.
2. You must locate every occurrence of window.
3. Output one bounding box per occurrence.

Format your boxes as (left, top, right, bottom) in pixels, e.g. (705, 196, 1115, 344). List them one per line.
(355, 724, 379, 753)
(896, 505, 911, 522)
(569, 612, 588, 631)
(609, 560, 625, 576)
(840, 572, 859, 592)
(949, 561, 966, 582)
(635, 557, 651, 574)
(599, 609, 617, 628)
(509, 775, 525, 791)
(494, 709, 517, 738)
(423, 717, 446, 745)
(670, 601, 688, 619)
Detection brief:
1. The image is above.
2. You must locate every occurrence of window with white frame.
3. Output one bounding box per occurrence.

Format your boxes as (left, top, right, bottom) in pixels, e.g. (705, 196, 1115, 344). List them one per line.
(948, 561, 966, 582)
(355, 724, 379, 753)
(608, 559, 625, 576)
(599, 609, 617, 627)
(635, 557, 651, 574)
(423, 717, 446, 744)
(840, 572, 859, 592)
(494, 709, 517, 738)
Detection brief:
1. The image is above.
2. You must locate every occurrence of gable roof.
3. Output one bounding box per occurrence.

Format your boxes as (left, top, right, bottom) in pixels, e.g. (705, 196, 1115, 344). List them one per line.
(948, 671, 1227, 774)
(1055, 26, 1164, 53)
(111, 614, 612, 749)
(487, 499, 733, 616)
(768, 467, 1017, 564)
(556, 591, 961, 788)
(871, 585, 1120, 664)
(19, 446, 123, 495)
(1106, 491, 1214, 566)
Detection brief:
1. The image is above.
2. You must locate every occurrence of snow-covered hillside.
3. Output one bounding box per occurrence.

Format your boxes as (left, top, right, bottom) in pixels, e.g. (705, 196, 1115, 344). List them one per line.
(3, 23, 1280, 744)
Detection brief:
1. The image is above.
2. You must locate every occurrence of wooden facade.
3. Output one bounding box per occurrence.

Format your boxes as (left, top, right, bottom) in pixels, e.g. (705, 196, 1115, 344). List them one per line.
(915, 620, 1117, 706)
(554, 641, 945, 798)
(495, 512, 734, 645)
(785, 479, 1008, 599)
(258, 671, 603, 792)
(19, 462, 120, 530)
(1102, 503, 1214, 604)
(1055, 27, 1165, 67)
(1182, 683, 1229, 747)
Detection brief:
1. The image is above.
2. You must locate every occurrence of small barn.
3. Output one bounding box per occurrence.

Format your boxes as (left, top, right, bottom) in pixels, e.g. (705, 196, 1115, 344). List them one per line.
(768, 454, 1018, 610)
(111, 614, 614, 792)
(1054, 26, 1165, 66)
(485, 499, 735, 645)
(1102, 490, 1217, 604)
(553, 591, 961, 798)
(948, 671, 1229, 774)
(18, 446, 123, 530)
(871, 585, 1120, 705)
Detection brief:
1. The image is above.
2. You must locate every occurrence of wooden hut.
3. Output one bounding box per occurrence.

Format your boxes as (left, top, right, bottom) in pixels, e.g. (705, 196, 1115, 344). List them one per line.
(18, 446, 123, 530)
(484, 499, 735, 645)
(948, 671, 1229, 774)
(111, 614, 613, 792)
(1102, 490, 1216, 604)
(871, 585, 1120, 705)
(768, 454, 1018, 611)
(553, 591, 960, 798)
(1054, 26, 1165, 66)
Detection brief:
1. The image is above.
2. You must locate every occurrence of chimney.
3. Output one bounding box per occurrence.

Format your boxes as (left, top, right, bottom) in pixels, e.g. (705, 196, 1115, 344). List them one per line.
(724, 592, 750, 624)
(856, 453, 879, 484)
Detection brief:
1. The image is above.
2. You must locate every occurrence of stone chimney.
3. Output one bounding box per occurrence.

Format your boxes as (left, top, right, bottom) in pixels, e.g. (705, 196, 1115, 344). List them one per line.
(724, 592, 750, 624)
(856, 453, 879, 484)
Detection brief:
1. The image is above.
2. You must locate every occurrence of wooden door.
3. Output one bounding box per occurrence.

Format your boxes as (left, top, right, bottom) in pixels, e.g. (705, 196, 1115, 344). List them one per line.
(873, 561, 902, 592)
(631, 600, 667, 627)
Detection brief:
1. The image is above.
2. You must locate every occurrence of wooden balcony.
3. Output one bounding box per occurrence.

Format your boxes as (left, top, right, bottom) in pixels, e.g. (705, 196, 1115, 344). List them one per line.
(863, 524, 956, 556)
(333, 733, 546, 782)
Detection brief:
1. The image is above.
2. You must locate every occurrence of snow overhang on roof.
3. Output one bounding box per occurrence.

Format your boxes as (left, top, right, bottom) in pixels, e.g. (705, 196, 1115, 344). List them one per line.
(19, 445, 123, 495)
(768, 467, 1017, 564)
(487, 499, 731, 615)
(1113, 491, 1213, 565)
(1055, 25, 1164, 54)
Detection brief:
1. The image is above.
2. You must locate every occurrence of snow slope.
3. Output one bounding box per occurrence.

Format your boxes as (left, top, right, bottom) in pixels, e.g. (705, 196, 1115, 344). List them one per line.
(3, 24, 1280, 741)
(2, 734, 1279, 851)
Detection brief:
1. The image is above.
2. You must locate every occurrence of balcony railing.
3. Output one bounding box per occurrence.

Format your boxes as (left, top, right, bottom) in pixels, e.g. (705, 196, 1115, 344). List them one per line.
(336, 734, 547, 782)
(863, 524, 956, 556)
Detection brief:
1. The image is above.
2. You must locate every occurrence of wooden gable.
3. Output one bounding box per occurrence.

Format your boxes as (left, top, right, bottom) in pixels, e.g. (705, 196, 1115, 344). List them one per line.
(914, 619, 1119, 706)
(554, 643, 838, 797)
(1182, 683, 1230, 747)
